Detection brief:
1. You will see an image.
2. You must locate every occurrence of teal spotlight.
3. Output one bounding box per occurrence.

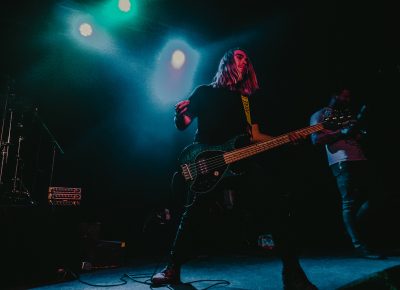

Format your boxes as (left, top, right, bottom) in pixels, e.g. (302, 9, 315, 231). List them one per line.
(93, 0, 137, 28)
(118, 0, 131, 12)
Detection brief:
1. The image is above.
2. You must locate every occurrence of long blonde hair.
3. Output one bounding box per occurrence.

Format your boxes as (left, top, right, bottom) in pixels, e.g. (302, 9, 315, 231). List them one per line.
(211, 48, 259, 96)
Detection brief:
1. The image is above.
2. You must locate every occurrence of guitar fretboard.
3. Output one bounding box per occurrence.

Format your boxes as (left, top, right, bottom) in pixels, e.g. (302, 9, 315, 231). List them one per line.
(223, 123, 324, 164)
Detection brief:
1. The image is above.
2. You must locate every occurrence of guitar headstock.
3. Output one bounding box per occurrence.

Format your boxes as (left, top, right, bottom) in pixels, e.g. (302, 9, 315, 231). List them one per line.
(322, 110, 355, 130)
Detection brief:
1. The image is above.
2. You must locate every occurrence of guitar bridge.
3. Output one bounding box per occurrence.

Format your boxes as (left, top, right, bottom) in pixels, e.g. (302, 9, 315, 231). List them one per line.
(181, 164, 194, 181)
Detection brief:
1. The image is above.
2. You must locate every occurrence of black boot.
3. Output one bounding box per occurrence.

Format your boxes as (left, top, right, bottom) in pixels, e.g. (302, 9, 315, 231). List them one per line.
(354, 244, 386, 260)
(282, 264, 318, 290)
(151, 263, 181, 285)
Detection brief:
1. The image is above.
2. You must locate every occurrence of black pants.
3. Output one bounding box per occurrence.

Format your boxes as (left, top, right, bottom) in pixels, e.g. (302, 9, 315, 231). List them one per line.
(168, 162, 301, 268)
(330, 160, 382, 247)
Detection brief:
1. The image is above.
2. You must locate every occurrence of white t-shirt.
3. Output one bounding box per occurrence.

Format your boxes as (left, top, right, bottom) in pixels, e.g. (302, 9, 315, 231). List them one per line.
(310, 107, 366, 166)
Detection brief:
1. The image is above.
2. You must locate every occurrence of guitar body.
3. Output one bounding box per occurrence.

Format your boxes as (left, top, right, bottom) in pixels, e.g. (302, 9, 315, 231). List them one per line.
(178, 135, 249, 195)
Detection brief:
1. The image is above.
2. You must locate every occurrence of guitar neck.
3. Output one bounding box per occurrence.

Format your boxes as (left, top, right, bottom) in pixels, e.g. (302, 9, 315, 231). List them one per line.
(223, 123, 324, 164)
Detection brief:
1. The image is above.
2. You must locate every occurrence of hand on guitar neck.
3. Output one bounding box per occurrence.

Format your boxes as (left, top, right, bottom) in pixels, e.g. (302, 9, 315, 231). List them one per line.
(287, 131, 308, 145)
(251, 124, 307, 145)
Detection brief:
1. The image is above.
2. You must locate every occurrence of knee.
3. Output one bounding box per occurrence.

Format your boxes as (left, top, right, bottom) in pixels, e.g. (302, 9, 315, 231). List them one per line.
(342, 199, 356, 212)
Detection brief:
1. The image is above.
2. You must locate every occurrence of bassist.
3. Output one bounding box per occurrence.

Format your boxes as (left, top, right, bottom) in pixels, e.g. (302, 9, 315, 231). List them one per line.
(152, 48, 317, 290)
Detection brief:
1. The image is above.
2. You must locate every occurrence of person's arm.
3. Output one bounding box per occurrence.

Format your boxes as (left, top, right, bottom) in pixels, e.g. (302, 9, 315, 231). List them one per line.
(251, 123, 273, 142)
(309, 109, 345, 145)
(174, 100, 192, 130)
(251, 123, 306, 144)
(175, 86, 203, 130)
(310, 129, 344, 145)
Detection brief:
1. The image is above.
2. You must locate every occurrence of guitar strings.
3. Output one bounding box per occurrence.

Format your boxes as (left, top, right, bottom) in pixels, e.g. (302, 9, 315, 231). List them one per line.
(184, 123, 326, 179)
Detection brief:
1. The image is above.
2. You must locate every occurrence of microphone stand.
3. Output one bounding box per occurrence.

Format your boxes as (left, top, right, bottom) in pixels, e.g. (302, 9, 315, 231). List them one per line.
(3, 108, 38, 205)
(34, 108, 64, 189)
(0, 109, 12, 185)
(0, 78, 14, 186)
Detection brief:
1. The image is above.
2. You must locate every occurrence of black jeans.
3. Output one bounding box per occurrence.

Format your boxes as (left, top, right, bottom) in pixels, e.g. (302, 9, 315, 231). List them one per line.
(330, 160, 380, 247)
(168, 162, 301, 268)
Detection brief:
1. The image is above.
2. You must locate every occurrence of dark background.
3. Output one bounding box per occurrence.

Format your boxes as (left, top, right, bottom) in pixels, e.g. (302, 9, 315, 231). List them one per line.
(0, 0, 399, 286)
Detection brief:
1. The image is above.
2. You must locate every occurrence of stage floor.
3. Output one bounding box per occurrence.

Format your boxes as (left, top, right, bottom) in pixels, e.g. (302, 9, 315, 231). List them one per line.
(31, 252, 400, 290)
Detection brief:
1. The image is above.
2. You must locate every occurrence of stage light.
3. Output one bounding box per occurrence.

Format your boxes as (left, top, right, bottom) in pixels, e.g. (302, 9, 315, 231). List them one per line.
(171, 50, 185, 69)
(118, 0, 131, 12)
(151, 39, 200, 107)
(92, 0, 136, 29)
(64, 10, 115, 53)
(79, 22, 93, 37)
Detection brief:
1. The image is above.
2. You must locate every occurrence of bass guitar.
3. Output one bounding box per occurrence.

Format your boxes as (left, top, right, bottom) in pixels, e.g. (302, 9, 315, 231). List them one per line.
(176, 111, 353, 197)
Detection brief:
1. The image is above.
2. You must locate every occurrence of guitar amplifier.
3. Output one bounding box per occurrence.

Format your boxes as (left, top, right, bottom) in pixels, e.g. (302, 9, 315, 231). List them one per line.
(48, 187, 81, 206)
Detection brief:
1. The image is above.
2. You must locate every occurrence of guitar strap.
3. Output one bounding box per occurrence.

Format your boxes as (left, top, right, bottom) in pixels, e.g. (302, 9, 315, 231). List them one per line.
(241, 95, 252, 125)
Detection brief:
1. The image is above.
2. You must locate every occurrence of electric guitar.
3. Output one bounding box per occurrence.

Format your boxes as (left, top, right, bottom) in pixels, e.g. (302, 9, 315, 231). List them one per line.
(176, 111, 353, 198)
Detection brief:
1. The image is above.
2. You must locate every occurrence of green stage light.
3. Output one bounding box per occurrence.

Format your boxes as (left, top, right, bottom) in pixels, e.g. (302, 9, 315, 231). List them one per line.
(118, 0, 131, 12)
(94, 0, 137, 28)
